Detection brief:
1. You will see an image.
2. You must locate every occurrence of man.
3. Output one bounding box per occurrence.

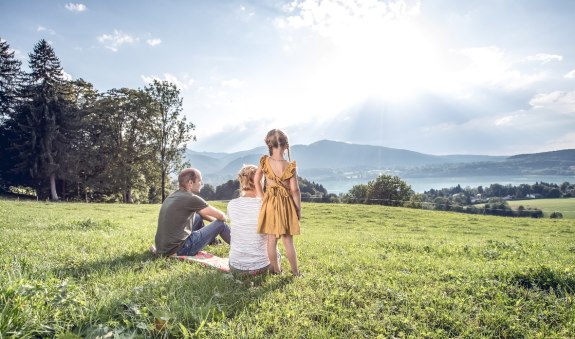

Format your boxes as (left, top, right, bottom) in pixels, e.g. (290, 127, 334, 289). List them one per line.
(154, 168, 231, 256)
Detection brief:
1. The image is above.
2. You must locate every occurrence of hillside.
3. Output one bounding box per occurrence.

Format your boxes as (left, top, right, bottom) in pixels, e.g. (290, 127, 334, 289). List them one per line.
(186, 140, 573, 185)
(1, 200, 574, 337)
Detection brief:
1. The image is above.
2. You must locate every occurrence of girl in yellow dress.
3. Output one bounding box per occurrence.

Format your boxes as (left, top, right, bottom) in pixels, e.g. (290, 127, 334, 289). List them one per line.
(255, 129, 302, 276)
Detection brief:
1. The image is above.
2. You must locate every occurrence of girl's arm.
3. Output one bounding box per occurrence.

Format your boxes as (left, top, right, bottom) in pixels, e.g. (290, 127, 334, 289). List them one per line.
(254, 166, 264, 198)
(289, 171, 301, 219)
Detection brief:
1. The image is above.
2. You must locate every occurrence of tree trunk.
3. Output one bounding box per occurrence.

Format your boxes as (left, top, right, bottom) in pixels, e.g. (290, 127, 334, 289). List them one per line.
(50, 172, 59, 201)
(125, 188, 133, 204)
(161, 170, 166, 202)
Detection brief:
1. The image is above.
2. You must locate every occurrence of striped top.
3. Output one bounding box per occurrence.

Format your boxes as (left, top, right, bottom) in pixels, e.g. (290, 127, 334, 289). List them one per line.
(227, 196, 269, 270)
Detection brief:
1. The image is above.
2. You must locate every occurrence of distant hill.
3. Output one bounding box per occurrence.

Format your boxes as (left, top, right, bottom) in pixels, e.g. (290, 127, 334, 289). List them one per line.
(185, 139, 575, 185)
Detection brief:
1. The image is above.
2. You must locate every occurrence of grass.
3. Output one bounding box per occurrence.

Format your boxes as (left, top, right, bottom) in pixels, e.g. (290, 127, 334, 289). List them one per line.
(507, 197, 575, 219)
(1, 199, 574, 338)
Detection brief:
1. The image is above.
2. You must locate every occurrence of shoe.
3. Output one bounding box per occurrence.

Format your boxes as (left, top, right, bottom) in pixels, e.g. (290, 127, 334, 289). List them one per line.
(209, 238, 222, 246)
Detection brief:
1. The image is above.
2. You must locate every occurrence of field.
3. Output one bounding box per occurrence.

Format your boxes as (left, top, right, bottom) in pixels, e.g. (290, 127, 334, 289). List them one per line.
(507, 198, 575, 219)
(1, 199, 574, 338)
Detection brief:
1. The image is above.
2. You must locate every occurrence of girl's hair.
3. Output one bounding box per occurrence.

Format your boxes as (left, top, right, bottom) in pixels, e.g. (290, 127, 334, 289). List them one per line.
(264, 128, 291, 161)
(237, 164, 257, 192)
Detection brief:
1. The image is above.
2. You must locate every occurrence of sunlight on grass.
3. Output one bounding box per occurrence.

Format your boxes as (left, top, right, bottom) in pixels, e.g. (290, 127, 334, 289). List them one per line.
(0, 199, 574, 337)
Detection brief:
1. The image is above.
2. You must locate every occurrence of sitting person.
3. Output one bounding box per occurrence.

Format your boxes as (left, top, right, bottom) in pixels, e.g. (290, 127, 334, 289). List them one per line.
(154, 168, 230, 256)
(227, 164, 273, 275)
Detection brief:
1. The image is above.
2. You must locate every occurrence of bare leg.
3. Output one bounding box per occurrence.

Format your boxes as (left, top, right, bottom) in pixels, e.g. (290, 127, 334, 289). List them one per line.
(282, 235, 300, 275)
(267, 235, 281, 273)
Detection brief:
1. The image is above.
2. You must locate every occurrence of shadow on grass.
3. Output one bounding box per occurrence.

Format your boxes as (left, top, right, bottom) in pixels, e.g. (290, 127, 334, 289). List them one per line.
(49, 251, 155, 279)
(48, 249, 295, 337)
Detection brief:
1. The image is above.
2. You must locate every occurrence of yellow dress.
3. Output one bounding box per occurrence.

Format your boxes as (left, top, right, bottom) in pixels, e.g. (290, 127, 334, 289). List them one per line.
(257, 155, 301, 238)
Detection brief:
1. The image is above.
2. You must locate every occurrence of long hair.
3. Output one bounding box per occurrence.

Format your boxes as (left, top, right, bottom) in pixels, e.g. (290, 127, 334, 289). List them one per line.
(264, 128, 291, 161)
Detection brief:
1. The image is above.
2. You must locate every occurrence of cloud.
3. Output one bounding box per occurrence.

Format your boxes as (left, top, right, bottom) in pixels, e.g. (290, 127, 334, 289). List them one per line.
(221, 78, 244, 89)
(64, 3, 87, 12)
(277, 0, 421, 37)
(543, 132, 575, 151)
(37, 26, 56, 35)
(529, 91, 575, 115)
(526, 53, 562, 64)
(565, 70, 575, 79)
(494, 115, 519, 126)
(141, 73, 195, 90)
(146, 38, 162, 47)
(453, 46, 546, 91)
(97, 30, 137, 52)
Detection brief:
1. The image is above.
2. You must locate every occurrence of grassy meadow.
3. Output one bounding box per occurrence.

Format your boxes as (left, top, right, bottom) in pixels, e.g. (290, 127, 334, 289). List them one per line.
(1, 199, 574, 338)
(506, 198, 575, 219)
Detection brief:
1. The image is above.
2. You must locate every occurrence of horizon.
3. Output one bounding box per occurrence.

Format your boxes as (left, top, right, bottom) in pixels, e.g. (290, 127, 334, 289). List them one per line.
(2, 0, 574, 155)
(188, 138, 574, 157)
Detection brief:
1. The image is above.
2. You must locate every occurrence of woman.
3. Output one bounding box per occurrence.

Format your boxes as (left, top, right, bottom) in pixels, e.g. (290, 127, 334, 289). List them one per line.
(227, 164, 271, 275)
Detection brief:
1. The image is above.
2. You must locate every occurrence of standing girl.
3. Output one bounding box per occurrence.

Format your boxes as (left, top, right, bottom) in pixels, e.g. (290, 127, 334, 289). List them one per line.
(255, 129, 301, 276)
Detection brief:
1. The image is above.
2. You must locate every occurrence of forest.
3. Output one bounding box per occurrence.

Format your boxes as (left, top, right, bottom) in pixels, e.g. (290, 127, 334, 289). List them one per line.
(0, 38, 194, 203)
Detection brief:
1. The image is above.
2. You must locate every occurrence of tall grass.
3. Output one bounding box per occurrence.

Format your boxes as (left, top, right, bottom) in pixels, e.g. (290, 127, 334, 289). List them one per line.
(1, 199, 574, 337)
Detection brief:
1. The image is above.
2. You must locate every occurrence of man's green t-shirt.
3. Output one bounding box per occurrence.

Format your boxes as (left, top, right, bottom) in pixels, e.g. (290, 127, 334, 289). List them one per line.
(155, 190, 209, 255)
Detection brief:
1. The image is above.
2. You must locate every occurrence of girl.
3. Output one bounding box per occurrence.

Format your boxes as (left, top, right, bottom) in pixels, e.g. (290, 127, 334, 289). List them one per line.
(255, 129, 302, 276)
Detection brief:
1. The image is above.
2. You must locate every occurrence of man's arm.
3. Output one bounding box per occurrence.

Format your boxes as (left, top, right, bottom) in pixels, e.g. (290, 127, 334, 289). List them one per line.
(198, 205, 227, 222)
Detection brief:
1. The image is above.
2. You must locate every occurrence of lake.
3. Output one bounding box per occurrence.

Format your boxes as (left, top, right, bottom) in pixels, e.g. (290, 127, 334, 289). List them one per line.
(320, 175, 574, 194)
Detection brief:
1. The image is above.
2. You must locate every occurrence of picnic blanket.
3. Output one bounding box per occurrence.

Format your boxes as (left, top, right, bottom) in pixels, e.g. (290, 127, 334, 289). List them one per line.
(149, 245, 229, 272)
(173, 251, 230, 272)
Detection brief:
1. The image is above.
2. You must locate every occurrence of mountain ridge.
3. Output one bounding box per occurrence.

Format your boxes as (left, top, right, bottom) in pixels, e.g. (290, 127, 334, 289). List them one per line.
(186, 140, 574, 186)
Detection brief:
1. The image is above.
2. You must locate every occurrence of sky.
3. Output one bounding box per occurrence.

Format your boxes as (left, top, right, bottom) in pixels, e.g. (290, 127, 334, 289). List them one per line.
(1, 0, 575, 156)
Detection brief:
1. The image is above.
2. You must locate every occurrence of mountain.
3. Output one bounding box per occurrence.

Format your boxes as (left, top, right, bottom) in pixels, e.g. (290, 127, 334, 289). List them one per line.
(187, 139, 546, 184)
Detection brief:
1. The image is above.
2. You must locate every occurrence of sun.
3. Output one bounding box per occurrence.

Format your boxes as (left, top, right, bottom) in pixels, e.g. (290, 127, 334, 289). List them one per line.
(307, 17, 442, 107)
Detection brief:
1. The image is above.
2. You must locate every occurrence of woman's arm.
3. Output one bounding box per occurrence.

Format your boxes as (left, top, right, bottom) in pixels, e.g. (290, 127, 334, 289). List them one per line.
(254, 166, 264, 198)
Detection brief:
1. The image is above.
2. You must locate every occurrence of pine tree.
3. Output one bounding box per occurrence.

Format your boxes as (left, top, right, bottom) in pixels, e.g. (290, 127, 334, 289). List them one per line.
(0, 37, 23, 122)
(14, 39, 71, 200)
(0, 38, 24, 190)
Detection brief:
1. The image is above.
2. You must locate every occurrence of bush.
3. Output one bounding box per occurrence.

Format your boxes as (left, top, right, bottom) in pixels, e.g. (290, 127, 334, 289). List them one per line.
(550, 212, 564, 219)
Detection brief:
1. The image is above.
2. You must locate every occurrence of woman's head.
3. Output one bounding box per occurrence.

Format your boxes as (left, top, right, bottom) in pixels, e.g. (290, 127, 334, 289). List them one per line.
(264, 128, 290, 158)
(237, 164, 257, 192)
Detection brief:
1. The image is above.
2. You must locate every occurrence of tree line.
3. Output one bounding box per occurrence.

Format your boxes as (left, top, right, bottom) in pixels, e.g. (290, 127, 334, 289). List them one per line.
(0, 38, 194, 202)
(199, 176, 331, 202)
(339, 175, 573, 218)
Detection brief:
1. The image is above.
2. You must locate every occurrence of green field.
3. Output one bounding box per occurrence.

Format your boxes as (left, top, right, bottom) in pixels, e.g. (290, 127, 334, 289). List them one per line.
(1, 199, 574, 338)
(507, 198, 575, 219)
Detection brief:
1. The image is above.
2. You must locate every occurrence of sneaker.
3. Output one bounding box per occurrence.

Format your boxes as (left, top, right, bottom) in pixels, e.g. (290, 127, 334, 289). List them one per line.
(209, 238, 223, 246)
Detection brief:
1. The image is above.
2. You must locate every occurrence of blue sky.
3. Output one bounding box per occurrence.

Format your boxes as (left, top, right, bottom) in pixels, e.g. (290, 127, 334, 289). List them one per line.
(2, 0, 574, 155)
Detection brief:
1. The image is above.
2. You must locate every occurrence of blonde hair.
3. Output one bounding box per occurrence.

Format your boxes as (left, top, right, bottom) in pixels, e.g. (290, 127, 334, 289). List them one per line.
(265, 128, 291, 161)
(237, 164, 257, 192)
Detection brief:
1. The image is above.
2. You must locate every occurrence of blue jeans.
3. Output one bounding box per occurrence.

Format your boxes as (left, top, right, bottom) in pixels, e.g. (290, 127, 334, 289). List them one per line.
(177, 214, 231, 256)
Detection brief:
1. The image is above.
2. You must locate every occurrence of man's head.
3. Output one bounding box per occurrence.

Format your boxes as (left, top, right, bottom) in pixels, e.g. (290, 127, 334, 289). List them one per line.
(179, 168, 203, 193)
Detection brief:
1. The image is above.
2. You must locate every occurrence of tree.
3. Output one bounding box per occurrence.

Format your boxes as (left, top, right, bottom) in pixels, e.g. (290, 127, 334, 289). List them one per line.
(366, 174, 413, 206)
(146, 80, 196, 201)
(0, 38, 24, 190)
(88, 88, 157, 202)
(347, 184, 368, 203)
(13, 40, 71, 200)
(0, 37, 23, 122)
(214, 179, 239, 200)
(55, 79, 99, 201)
(200, 183, 216, 200)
